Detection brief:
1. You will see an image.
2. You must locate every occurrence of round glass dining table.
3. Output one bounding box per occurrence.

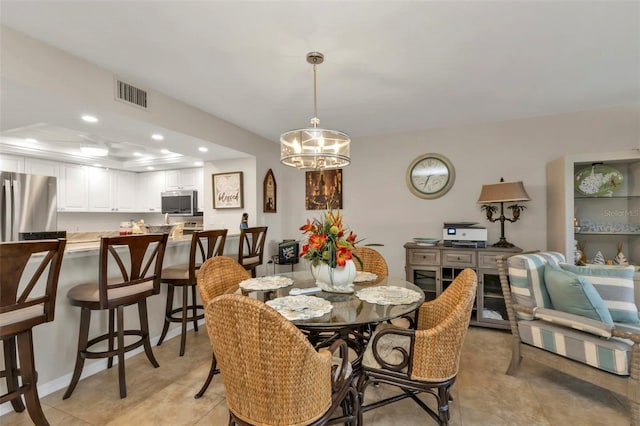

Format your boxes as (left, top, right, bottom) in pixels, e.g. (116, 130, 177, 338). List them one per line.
(229, 271, 425, 365)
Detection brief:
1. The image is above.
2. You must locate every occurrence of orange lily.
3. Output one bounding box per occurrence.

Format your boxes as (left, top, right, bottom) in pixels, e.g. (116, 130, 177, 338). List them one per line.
(335, 247, 352, 267)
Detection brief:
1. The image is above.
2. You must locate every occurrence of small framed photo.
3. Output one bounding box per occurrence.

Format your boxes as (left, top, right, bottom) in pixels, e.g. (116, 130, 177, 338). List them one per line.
(263, 169, 277, 213)
(305, 169, 343, 210)
(213, 171, 243, 209)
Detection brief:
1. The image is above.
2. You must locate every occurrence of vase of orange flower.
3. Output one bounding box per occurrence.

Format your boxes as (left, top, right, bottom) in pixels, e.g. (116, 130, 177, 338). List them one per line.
(299, 210, 361, 293)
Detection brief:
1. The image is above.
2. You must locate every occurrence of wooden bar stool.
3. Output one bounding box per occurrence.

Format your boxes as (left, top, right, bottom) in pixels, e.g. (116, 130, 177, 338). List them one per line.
(0, 239, 66, 426)
(63, 234, 167, 399)
(238, 226, 267, 278)
(156, 229, 227, 356)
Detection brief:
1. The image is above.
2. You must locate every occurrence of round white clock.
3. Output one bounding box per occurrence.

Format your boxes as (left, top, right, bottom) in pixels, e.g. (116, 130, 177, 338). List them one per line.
(406, 153, 455, 199)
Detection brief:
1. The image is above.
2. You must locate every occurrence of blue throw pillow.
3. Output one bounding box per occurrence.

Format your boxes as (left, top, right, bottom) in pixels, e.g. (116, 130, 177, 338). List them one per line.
(544, 265, 614, 325)
(560, 263, 638, 324)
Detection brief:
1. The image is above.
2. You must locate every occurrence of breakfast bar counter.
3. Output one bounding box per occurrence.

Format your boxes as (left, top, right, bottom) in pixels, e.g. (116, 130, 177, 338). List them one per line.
(3, 233, 240, 405)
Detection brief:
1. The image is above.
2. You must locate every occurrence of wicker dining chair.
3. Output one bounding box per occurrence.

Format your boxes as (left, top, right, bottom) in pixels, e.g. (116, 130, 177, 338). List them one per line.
(357, 268, 477, 425)
(353, 246, 388, 283)
(205, 294, 359, 425)
(0, 239, 66, 426)
(193, 256, 250, 399)
(157, 229, 227, 356)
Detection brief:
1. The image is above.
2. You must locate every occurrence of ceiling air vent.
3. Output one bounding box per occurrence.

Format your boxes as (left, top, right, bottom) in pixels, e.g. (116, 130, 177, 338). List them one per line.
(115, 79, 148, 109)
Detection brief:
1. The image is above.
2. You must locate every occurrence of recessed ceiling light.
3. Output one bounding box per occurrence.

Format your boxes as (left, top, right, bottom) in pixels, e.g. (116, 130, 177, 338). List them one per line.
(160, 149, 170, 154)
(25, 138, 38, 143)
(81, 115, 99, 123)
(194, 161, 203, 166)
(133, 152, 142, 156)
(151, 133, 164, 141)
(93, 163, 102, 167)
(198, 147, 208, 152)
(147, 166, 155, 170)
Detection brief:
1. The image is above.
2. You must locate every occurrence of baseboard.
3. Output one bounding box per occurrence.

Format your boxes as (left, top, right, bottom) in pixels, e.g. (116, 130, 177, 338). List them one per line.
(0, 319, 207, 417)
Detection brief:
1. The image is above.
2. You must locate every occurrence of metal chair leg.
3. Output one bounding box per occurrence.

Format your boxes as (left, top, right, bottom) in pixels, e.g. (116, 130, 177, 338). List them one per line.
(194, 353, 218, 399)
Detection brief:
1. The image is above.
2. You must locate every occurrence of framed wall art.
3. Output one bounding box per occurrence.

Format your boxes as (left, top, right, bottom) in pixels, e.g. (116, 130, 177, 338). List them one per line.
(212, 171, 243, 209)
(263, 169, 277, 213)
(305, 169, 343, 210)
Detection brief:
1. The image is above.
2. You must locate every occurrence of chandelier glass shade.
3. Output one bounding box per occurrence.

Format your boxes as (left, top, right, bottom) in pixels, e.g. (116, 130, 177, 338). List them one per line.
(280, 52, 351, 170)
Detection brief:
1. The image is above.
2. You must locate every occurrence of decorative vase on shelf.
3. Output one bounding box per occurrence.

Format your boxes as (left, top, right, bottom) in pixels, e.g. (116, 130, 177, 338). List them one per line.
(311, 259, 356, 293)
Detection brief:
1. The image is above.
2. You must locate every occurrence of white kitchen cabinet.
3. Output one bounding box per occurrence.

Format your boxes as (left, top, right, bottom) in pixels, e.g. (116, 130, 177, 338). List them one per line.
(136, 170, 166, 212)
(58, 163, 89, 211)
(24, 158, 58, 178)
(165, 168, 202, 191)
(0, 154, 25, 173)
(110, 170, 136, 212)
(87, 167, 111, 211)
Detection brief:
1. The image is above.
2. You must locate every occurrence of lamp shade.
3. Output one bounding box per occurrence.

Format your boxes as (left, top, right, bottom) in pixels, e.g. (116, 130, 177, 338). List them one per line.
(280, 127, 350, 170)
(477, 181, 530, 204)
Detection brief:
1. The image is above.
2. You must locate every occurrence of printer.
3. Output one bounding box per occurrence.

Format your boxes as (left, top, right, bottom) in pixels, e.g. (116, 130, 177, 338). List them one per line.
(442, 222, 487, 248)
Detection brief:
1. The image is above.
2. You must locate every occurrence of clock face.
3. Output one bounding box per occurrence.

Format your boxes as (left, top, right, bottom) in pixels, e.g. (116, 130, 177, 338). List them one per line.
(406, 153, 455, 199)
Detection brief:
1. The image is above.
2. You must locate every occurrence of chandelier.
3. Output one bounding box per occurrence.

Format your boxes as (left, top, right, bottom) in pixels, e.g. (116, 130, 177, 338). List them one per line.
(280, 52, 351, 170)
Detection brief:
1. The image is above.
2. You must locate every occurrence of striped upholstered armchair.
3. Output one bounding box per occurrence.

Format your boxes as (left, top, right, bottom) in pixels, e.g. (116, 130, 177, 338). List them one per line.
(497, 252, 640, 425)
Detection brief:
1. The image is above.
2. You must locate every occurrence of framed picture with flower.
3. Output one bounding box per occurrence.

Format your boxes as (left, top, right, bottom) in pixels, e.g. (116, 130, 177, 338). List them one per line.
(305, 169, 343, 210)
(212, 171, 243, 209)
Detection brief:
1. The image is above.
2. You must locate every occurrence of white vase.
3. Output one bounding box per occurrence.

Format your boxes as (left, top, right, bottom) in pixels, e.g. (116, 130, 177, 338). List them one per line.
(311, 259, 357, 293)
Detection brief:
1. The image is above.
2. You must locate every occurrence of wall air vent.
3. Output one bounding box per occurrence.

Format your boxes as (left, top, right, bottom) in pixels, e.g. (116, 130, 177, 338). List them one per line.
(115, 79, 148, 109)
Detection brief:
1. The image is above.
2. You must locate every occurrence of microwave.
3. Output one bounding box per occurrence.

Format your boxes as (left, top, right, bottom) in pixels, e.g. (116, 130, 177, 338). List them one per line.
(161, 190, 200, 216)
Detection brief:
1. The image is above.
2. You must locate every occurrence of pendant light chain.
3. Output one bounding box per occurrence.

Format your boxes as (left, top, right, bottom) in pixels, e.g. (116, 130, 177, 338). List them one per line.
(312, 60, 319, 128)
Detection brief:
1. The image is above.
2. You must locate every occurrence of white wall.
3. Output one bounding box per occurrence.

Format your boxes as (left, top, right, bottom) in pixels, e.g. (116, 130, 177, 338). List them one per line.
(279, 106, 640, 277)
(3, 26, 639, 279)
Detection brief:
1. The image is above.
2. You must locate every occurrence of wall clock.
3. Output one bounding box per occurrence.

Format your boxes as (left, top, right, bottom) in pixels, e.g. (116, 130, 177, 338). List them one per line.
(406, 153, 456, 199)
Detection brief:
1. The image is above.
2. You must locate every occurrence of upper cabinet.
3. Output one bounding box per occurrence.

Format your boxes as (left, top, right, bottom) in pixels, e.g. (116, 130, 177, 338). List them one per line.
(547, 149, 640, 268)
(65, 165, 136, 212)
(87, 166, 111, 211)
(136, 170, 166, 212)
(165, 168, 202, 191)
(0, 154, 25, 173)
(58, 163, 89, 211)
(24, 158, 58, 177)
(110, 170, 136, 212)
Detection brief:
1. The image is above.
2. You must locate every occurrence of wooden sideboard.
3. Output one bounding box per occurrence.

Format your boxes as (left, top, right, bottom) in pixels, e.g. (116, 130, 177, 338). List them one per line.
(404, 242, 522, 330)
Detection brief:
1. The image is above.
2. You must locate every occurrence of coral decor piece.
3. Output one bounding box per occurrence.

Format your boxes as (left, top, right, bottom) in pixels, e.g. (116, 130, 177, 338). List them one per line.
(299, 210, 362, 293)
(593, 251, 605, 265)
(615, 242, 629, 266)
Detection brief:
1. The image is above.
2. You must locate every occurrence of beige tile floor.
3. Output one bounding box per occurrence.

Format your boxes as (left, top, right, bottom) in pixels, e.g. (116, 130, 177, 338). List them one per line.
(1, 327, 630, 425)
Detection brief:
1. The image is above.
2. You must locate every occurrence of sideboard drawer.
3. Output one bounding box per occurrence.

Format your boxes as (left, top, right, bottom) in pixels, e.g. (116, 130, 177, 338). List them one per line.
(478, 251, 503, 269)
(442, 251, 476, 267)
(409, 250, 440, 266)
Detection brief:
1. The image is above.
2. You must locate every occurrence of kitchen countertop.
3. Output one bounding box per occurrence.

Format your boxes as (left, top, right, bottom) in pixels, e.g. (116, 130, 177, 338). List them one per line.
(64, 231, 239, 254)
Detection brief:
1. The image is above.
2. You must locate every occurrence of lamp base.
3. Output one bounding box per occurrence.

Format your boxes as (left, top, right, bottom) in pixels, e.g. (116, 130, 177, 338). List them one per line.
(492, 238, 515, 248)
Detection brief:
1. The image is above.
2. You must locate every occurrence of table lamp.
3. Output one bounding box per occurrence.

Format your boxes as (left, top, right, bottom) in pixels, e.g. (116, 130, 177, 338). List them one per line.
(477, 178, 530, 248)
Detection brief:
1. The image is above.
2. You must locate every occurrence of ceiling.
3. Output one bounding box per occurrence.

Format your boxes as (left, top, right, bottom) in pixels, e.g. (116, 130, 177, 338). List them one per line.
(1, 1, 638, 171)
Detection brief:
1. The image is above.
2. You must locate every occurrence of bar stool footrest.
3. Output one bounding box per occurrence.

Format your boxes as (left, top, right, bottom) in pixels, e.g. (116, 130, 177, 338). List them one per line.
(165, 305, 205, 323)
(82, 330, 149, 359)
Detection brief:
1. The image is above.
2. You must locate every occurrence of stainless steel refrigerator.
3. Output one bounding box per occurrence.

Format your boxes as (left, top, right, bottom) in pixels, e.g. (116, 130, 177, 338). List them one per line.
(1, 171, 66, 242)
